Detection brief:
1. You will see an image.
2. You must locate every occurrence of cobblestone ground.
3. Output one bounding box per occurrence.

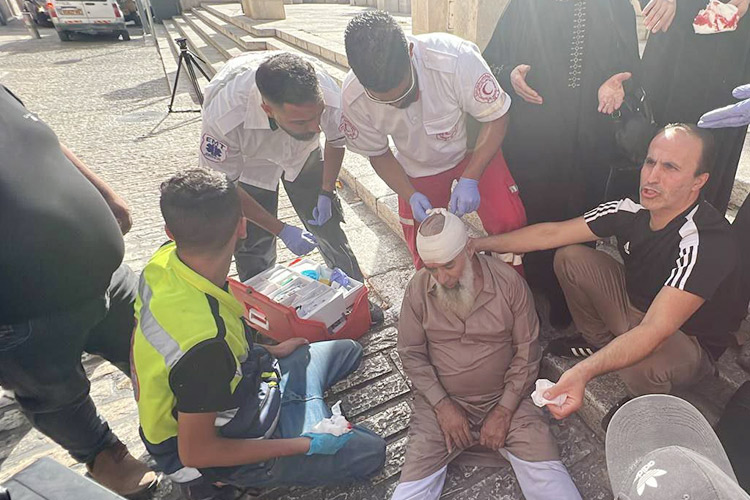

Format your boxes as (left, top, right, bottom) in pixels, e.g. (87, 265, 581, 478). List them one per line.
(0, 22, 610, 499)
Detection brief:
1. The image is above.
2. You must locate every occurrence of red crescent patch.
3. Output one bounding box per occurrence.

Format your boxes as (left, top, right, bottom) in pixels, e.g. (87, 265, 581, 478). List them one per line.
(436, 122, 458, 141)
(339, 116, 359, 140)
(474, 73, 500, 104)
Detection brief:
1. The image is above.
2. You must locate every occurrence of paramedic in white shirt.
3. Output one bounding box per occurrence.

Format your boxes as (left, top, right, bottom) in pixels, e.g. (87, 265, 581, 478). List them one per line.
(341, 11, 527, 269)
(200, 52, 382, 323)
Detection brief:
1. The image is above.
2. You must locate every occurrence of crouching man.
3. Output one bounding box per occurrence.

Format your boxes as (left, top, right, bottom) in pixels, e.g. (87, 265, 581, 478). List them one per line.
(131, 169, 385, 496)
(393, 209, 581, 499)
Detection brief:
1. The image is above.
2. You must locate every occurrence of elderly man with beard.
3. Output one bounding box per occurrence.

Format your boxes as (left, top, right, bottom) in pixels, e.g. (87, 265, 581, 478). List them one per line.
(393, 209, 581, 500)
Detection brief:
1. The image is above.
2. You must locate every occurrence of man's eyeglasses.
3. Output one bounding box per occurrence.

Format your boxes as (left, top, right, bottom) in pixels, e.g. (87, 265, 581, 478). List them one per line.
(364, 62, 416, 105)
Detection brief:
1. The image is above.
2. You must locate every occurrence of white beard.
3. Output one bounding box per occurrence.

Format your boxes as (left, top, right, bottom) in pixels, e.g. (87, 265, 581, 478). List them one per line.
(434, 257, 476, 320)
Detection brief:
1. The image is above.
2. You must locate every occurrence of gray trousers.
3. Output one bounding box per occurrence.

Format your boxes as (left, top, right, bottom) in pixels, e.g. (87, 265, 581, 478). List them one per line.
(236, 150, 363, 282)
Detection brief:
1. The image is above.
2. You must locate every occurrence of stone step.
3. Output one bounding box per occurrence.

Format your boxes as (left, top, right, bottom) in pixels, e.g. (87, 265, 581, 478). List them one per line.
(170, 16, 225, 77)
(183, 11, 245, 61)
(190, 5, 348, 85)
(191, 7, 268, 52)
(201, 2, 349, 70)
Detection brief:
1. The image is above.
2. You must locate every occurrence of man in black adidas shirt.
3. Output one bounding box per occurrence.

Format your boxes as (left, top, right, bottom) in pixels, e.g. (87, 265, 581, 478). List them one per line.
(0, 86, 157, 496)
(473, 123, 746, 419)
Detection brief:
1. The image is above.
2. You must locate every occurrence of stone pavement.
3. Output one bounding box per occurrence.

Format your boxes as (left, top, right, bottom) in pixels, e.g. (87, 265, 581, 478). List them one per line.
(0, 19, 611, 499)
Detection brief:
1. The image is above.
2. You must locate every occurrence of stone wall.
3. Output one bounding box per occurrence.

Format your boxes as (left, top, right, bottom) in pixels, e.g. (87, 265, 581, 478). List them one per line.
(376, 0, 409, 14)
(411, 0, 508, 49)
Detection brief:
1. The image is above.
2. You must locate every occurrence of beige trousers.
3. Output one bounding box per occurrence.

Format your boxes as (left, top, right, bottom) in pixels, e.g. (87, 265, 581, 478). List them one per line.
(553, 245, 714, 396)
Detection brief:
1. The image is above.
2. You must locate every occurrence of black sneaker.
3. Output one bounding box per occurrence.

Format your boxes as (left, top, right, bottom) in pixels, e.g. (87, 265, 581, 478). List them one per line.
(601, 396, 632, 433)
(368, 300, 384, 326)
(546, 335, 599, 358)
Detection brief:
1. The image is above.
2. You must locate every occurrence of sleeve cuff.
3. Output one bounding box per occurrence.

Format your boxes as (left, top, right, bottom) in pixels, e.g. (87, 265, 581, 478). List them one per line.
(498, 389, 522, 413)
(423, 381, 448, 408)
(326, 135, 347, 148)
(473, 92, 512, 122)
(346, 143, 391, 158)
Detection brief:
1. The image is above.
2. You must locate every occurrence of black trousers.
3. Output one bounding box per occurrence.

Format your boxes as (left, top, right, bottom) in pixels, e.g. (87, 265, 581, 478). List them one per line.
(0, 264, 137, 463)
(236, 150, 364, 282)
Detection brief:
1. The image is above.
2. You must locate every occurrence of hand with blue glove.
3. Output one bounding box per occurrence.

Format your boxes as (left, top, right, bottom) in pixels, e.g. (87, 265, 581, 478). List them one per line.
(302, 431, 354, 455)
(699, 84, 750, 129)
(409, 192, 433, 223)
(330, 268, 350, 287)
(278, 224, 318, 256)
(308, 192, 334, 226)
(449, 177, 480, 218)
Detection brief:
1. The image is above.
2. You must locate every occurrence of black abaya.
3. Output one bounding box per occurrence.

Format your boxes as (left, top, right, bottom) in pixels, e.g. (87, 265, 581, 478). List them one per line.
(482, 0, 640, 322)
(640, 0, 750, 214)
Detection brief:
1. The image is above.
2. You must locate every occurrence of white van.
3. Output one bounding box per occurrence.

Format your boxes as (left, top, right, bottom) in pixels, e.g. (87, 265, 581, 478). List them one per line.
(48, 0, 130, 41)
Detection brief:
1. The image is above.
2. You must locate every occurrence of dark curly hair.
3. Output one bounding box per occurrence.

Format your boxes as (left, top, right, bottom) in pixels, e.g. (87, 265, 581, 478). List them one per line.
(255, 53, 323, 106)
(344, 10, 410, 92)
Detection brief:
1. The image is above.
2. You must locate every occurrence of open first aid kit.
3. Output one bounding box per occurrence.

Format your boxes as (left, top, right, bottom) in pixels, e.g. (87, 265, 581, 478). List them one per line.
(228, 258, 371, 343)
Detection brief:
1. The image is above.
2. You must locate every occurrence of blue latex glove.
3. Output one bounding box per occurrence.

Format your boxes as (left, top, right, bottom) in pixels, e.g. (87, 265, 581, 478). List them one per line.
(330, 268, 350, 287)
(698, 84, 750, 129)
(409, 192, 433, 223)
(302, 431, 354, 455)
(449, 177, 480, 218)
(278, 224, 318, 256)
(308, 194, 333, 226)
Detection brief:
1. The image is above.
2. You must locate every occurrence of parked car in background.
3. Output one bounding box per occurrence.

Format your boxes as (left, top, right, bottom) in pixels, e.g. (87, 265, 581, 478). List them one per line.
(48, 0, 130, 41)
(23, 0, 53, 26)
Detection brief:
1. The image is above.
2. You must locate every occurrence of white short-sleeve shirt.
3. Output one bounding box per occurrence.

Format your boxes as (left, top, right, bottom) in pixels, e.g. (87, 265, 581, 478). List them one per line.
(341, 33, 511, 179)
(199, 51, 345, 191)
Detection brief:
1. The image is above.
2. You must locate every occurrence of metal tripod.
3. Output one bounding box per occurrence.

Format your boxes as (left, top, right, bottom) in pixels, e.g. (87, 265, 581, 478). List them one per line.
(167, 37, 211, 113)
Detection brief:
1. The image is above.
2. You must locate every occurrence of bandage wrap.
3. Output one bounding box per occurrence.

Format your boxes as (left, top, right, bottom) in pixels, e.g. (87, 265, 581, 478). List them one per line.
(416, 209, 468, 264)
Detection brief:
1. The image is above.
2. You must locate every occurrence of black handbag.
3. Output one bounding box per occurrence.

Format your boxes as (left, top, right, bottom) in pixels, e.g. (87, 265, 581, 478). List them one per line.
(610, 84, 659, 165)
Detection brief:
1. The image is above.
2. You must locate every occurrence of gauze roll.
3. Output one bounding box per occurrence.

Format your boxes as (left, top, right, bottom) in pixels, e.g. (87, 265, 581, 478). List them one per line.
(416, 208, 468, 264)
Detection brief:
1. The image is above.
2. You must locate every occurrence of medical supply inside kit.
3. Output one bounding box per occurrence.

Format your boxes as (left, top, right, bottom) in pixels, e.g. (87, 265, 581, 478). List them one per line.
(228, 258, 371, 343)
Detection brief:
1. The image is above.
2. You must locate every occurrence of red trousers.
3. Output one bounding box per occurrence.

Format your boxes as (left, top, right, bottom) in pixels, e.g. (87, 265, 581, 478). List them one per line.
(398, 149, 527, 269)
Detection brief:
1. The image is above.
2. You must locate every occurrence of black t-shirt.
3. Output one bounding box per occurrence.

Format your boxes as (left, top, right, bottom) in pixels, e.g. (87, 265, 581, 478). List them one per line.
(0, 86, 124, 324)
(584, 198, 745, 350)
(170, 338, 238, 413)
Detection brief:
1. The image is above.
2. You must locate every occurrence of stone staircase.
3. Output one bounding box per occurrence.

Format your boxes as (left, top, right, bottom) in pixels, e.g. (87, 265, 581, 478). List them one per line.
(155, 0, 750, 455)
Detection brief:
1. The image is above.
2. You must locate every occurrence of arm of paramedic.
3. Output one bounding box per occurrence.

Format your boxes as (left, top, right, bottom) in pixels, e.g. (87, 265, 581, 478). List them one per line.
(370, 149, 417, 201)
(322, 140, 346, 192)
(462, 114, 508, 181)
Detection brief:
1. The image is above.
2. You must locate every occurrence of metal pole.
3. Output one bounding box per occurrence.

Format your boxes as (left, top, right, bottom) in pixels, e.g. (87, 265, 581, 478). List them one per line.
(22, 11, 41, 38)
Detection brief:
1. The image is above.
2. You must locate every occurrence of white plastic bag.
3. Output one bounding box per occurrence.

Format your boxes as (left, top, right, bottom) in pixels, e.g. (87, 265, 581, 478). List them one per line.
(310, 401, 353, 436)
(531, 379, 567, 408)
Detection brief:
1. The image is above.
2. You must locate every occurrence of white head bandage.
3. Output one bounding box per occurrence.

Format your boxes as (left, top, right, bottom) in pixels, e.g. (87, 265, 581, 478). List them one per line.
(416, 209, 468, 265)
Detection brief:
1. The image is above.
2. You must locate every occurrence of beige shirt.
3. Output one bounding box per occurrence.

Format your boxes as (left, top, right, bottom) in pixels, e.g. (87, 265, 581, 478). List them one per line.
(341, 33, 511, 178)
(398, 255, 540, 413)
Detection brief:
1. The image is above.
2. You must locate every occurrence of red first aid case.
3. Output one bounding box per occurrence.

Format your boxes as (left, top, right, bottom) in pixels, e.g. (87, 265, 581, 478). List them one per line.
(228, 262, 372, 343)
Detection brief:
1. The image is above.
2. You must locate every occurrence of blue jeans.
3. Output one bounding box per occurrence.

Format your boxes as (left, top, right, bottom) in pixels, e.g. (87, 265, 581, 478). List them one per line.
(203, 340, 386, 488)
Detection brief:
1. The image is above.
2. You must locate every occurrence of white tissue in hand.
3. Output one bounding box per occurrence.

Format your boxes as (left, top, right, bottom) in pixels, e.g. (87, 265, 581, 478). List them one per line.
(310, 401, 353, 436)
(531, 379, 567, 408)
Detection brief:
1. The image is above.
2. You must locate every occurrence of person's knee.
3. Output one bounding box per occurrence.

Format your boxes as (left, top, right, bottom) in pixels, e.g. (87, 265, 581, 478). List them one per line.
(618, 362, 671, 396)
(332, 339, 363, 368)
(341, 429, 386, 479)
